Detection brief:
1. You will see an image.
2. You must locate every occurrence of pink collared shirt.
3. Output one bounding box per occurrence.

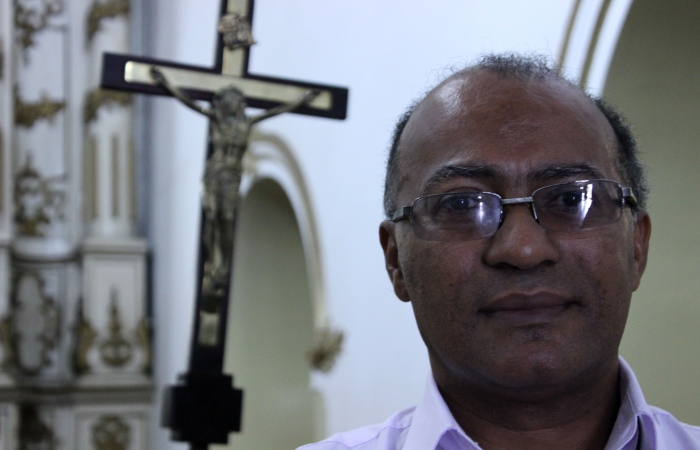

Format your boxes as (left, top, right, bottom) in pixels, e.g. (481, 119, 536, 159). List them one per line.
(298, 358, 700, 450)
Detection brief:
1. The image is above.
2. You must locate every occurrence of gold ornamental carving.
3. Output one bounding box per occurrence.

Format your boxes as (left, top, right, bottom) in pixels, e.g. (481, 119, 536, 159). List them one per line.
(135, 317, 152, 374)
(0, 315, 16, 372)
(74, 307, 98, 375)
(19, 404, 57, 450)
(9, 270, 61, 375)
(84, 89, 132, 123)
(98, 291, 134, 368)
(307, 326, 344, 373)
(92, 415, 130, 450)
(15, 87, 65, 128)
(87, 0, 130, 43)
(13, 157, 65, 236)
(14, 0, 63, 51)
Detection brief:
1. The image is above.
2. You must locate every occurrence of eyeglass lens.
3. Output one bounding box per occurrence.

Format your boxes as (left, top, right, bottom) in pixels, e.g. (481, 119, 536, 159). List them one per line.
(410, 180, 625, 241)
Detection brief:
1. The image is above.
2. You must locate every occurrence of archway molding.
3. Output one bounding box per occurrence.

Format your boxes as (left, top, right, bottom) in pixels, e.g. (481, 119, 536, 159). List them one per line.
(240, 132, 329, 331)
(558, 0, 634, 95)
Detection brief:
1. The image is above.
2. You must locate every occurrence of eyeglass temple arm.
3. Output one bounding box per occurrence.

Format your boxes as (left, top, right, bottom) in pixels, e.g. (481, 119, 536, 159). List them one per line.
(621, 187, 638, 208)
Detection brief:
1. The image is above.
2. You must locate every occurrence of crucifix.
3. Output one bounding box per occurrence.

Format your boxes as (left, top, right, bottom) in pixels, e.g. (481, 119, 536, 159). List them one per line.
(100, 1, 348, 448)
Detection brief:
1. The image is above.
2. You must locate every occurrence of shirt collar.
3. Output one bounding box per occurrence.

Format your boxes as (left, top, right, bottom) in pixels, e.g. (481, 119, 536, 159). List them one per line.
(404, 357, 657, 450)
(403, 375, 480, 450)
(605, 356, 657, 450)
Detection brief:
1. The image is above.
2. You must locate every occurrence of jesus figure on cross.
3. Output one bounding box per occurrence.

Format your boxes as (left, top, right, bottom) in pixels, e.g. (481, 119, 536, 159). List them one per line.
(150, 67, 319, 343)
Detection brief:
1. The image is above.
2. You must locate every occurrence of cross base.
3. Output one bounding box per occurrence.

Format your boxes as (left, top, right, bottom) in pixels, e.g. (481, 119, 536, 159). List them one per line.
(162, 372, 244, 445)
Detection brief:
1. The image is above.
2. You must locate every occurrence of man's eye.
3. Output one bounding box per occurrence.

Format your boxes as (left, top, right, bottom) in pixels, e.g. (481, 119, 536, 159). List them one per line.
(435, 194, 480, 214)
(559, 191, 586, 207)
(544, 189, 597, 215)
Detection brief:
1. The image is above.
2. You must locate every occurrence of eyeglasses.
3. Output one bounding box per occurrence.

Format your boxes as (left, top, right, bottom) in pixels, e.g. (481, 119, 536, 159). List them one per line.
(391, 179, 638, 242)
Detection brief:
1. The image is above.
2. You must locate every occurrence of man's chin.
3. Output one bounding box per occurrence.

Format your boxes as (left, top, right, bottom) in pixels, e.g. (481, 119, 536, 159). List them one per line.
(471, 350, 615, 399)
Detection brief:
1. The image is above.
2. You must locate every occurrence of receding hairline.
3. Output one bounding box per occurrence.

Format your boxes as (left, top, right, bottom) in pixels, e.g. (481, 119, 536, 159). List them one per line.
(383, 54, 646, 218)
(391, 69, 609, 197)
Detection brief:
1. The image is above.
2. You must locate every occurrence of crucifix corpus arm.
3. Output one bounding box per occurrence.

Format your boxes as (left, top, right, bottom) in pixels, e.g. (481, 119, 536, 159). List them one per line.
(250, 88, 321, 124)
(150, 67, 214, 118)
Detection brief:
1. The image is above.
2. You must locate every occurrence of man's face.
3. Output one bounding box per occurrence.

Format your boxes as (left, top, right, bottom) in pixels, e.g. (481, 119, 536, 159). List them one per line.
(380, 72, 651, 396)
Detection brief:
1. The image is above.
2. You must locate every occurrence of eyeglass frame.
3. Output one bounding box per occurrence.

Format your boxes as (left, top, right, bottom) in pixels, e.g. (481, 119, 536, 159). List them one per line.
(390, 179, 639, 240)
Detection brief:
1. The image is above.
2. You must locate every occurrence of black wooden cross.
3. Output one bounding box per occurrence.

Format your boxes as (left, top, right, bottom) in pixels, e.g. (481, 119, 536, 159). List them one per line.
(102, 1, 348, 120)
(100, 0, 348, 448)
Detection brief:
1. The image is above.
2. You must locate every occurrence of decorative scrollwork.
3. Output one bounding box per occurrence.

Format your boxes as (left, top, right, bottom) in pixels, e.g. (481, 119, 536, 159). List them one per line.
(0, 314, 16, 372)
(14, 87, 65, 128)
(84, 88, 132, 123)
(13, 156, 65, 237)
(307, 326, 344, 373)
(86, 0, 130, 43)
(74, 306, 97, 375)
(99, 290, 133, 368)
(135, 317, 151, 375)
(19, 404, 56, 450)
(92, 415, 130, 450)
(14, 0, 63, 50)
(9, 270, 61, 375)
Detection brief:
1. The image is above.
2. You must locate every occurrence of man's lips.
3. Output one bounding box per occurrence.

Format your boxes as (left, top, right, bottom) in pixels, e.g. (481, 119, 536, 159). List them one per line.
(479, 292, 577, 324)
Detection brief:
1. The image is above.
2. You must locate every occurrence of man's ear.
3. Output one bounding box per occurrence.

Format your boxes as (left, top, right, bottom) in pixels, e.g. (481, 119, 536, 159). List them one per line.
(379, 221, 411, 302)
(631, 210, 651, 291)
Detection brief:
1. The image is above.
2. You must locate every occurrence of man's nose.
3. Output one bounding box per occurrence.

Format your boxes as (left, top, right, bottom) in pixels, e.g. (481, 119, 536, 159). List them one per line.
(483, 204, 560, 269)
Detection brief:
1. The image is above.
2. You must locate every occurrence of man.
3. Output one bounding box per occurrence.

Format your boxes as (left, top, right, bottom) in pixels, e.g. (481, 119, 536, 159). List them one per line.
(299, 54, 700, 449)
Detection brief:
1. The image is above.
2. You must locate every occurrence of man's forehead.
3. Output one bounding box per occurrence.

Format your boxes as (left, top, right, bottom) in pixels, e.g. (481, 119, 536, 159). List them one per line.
(411, 70, 603, 132)
(394, 71, 620, 197)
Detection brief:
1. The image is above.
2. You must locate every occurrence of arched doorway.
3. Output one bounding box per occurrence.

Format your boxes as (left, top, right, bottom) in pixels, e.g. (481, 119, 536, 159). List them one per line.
(604, 0, 700, 424)
(214, 178, 318, 449)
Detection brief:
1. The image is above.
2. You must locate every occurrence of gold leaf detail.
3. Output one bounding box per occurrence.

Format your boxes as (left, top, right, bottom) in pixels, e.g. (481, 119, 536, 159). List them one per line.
(135, 318, 152, 375)
(14, 0, 63, 50)
(84, 89, 132, 124)
(98, 290, 133, 368)
(14, 87, 65, 128)
(19, 404, 57, 449)
(9, 270, 61, 376)
(74, 307, 97, 375)
(13, 157, 65, 237)
(86, 0, 130, 43)
(92, 415, 130, 450)
(307, 327, 344, 373)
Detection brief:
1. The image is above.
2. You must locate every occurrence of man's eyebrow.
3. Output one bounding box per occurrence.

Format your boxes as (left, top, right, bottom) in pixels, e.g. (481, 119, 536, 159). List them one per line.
(423, 164, 499, 195)
(528, 164, 606, 183)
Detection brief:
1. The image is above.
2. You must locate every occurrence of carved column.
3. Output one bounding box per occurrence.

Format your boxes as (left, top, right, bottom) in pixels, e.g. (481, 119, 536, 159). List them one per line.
(77, 1, 152, 448)
(0, 0, 15, 388)
(78, 0, 150, 388)
(0, 1, 20, 445)
(10, 0, 76, 387)
(0, 0, 152, 448)
(77, 0, 152, 449)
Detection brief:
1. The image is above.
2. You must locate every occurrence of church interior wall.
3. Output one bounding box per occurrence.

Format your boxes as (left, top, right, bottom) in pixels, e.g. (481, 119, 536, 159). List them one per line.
(604, 0, 700, 425)
(4, 0, 699, 448)
(144, 1, 574, 448)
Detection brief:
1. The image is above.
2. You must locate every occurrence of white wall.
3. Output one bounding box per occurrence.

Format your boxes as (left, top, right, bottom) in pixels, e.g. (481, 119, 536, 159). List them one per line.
(145, 2, 574, 448)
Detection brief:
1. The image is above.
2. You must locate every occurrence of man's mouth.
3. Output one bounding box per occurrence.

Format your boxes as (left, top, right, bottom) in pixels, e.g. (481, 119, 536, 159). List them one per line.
(479, 292, 577, 324)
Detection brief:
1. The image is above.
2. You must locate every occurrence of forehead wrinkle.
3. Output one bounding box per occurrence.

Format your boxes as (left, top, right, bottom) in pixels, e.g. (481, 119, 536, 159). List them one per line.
(422, 164, 502, 196)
